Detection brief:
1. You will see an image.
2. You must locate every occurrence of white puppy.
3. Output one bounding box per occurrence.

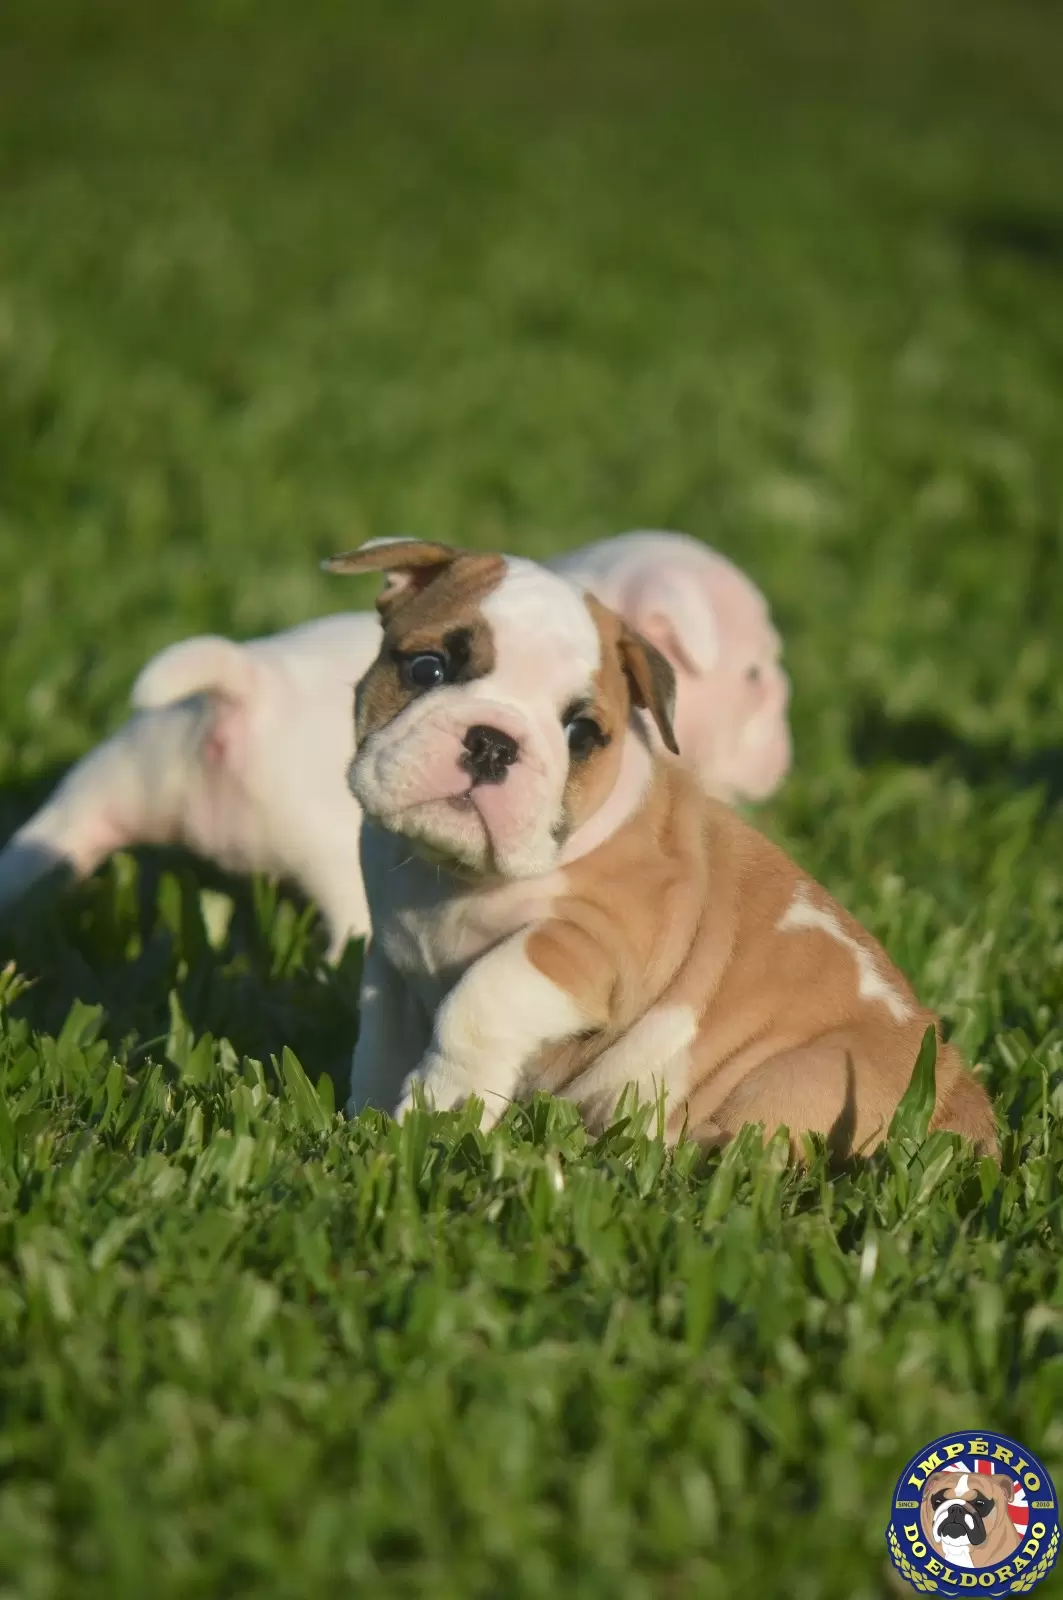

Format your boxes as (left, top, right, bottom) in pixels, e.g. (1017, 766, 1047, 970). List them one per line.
(556, 531, 790, 801)
(0, 614, 377, 958)
(0, 532, 790, 956)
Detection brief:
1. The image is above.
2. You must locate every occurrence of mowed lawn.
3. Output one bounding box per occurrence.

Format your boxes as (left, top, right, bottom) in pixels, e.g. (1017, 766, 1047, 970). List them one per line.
(2, 0, 1063, 1594)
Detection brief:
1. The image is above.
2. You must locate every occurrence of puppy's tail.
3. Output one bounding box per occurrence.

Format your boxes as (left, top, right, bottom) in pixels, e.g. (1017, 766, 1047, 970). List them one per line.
(132, 635, 254, 710)
(932, 1065, 1000, 1160)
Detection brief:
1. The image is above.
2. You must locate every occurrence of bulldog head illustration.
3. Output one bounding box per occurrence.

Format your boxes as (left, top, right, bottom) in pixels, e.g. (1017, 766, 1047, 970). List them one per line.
(920, 1466, 1023, 1569)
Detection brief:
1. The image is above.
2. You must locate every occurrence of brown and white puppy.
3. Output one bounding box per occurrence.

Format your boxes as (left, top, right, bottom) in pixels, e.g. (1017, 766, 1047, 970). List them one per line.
(327, 539, 997, 1156)
(920, 1470, 1021, 1569)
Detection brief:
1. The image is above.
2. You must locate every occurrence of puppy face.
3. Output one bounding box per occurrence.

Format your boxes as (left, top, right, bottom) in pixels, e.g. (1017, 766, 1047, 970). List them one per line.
(688, 583, 791, 804)
(324, 541, 677, 879)
(637, 558, 789, 805)
(920, 1470, 1019, 1564)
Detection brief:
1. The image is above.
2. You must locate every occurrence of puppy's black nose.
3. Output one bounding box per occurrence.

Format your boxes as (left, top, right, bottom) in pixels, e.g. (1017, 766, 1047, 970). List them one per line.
(461, 724, 519, 784)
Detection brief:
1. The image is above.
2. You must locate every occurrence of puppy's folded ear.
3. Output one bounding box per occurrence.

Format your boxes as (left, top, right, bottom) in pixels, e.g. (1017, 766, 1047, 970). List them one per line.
(322, 538, 462, 619)
(618, 624, 679, 754)
(630, 572, 720, 676)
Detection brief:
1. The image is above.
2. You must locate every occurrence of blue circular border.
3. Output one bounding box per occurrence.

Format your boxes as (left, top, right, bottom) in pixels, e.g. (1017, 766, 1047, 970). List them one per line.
(887, 1429, 1059, 1597)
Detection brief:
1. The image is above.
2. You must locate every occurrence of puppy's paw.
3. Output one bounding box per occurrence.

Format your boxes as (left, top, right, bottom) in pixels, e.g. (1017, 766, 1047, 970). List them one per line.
(394, 1051, 454, 1121)
(395, 1052, 498, 1128)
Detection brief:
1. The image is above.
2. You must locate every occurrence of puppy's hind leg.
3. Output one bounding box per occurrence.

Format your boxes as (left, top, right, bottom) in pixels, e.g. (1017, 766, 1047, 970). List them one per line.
(702, 1033, 884, 1159)
(0, 701, 206, 918)
(562, 1004, 698, 1134)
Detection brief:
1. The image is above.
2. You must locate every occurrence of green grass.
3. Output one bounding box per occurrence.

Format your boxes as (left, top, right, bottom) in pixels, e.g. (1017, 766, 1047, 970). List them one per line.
(2, 0, 1063, 1594)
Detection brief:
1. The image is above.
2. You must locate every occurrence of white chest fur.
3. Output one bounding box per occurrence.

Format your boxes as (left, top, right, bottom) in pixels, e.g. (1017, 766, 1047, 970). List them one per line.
(360, 822, 561, 1007)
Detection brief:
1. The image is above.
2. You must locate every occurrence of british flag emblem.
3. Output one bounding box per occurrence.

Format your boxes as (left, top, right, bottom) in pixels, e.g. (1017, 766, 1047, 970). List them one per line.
(943, 1458, 1030, 1535)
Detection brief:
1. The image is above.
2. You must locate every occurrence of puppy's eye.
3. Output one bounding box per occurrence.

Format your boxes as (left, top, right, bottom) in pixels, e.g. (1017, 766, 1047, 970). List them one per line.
(746, 663, 762, 683)
(930, 1491, 947, 1509)
(973, 1494, 993, 1515)
(402, 652, 447, 691)
(564, 715, 607, 760)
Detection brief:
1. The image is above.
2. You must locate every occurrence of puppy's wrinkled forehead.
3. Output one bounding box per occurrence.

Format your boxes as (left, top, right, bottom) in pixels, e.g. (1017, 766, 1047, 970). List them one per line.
(380, 551, 506, 659)
(381, 553, 601, 695)
(481, 557, 602, 698)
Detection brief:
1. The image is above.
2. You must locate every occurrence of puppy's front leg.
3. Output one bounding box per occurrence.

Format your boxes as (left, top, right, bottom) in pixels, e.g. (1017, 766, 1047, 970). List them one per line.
(397, 924, 610, 1130)
(347, 940, 432, 1118)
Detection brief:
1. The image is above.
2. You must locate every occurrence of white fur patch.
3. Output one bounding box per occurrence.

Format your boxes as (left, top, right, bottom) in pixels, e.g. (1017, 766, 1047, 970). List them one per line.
(364, 822, 563, 983)
(553, 530, 757, 676)
(482, 557, 602, 700)
(399, 928, 590, 1128)
(564, 1003, 697, 1114)
(777, 887, 912, 1023)
(645, 573, 720, 672)
(741, 701, 782, 751)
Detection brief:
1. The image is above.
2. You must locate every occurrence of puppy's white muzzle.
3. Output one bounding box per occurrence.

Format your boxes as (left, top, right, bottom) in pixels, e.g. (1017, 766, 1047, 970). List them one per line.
(351, 686, 566, 879)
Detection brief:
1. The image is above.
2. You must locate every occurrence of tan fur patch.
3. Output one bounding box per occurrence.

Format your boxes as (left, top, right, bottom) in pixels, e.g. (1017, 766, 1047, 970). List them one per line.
(324, 539, 461, 619)
(524, 758, 997, 1157)
(556, 596, 633, 838)
(617, 619, 679, 754)
(555, 596, 679, 841)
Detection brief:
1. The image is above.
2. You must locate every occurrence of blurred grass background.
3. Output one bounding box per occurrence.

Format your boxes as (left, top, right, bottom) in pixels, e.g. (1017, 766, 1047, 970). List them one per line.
(2, 0, 1063, 1595)
(3, 0, 1062, 780)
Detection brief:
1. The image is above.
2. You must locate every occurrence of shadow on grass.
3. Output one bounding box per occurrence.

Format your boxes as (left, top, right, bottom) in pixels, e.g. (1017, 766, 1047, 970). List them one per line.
(0, 761, 73, 843)
(955, 202, 1063, 272)
(850, 700, 1063, 807)
(0, 764, 360, 1103)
